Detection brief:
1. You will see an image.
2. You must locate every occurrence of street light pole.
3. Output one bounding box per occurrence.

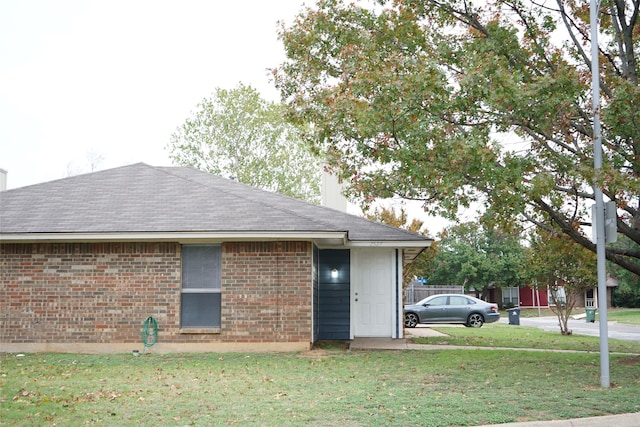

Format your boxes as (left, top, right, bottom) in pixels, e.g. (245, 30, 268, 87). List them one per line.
(590, 0, 610, 388)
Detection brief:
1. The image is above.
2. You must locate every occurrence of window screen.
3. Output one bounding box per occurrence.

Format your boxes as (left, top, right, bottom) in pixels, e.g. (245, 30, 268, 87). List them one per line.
(182, 245, 221, 289)
(181, 293, 221, 328)
(181, 245, 221, 328)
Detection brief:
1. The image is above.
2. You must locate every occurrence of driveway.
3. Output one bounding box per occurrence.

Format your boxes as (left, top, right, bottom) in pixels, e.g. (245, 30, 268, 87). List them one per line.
(499, 315, 640, 342)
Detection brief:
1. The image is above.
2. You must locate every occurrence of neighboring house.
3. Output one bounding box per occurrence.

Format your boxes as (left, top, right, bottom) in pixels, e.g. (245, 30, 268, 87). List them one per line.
(493, 280, 618, 310)
(0, 163, 432, 354)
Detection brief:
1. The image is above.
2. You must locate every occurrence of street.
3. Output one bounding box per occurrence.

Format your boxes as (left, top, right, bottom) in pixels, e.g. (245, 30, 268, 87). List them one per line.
(499, 315, 640, 342)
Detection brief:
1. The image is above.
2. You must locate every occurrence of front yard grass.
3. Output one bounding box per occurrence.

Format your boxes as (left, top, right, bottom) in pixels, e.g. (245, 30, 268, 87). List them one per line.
(607, 308, 640, 325)
(2, 346, 640, 427)
(411, 323, 640, 354)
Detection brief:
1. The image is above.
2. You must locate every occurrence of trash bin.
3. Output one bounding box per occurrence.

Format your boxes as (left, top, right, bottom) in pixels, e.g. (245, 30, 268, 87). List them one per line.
(585, 308, 597, 323)
(507, 307, 520, 325)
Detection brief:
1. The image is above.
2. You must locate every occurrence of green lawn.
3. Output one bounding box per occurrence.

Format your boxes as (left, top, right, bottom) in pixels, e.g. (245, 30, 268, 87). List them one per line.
(411, 322, 640, 353)
(2, 346, 640, 426)
(607, 308, 640, 325)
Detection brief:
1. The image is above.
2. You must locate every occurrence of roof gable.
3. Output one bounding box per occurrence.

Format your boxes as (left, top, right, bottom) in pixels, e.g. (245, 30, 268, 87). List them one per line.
(0, 163, 431, 246)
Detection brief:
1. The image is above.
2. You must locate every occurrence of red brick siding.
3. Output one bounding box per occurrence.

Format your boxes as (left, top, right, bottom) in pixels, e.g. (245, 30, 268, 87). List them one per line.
(1, 243, 181, 345)
(0, 241, 313, 347)
(221, 242, 312, 343)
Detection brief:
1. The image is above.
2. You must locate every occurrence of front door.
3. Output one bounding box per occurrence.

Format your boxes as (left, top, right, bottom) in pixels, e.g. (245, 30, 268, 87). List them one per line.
(352, 248, 393, 337)
(317, 249, 350, 340)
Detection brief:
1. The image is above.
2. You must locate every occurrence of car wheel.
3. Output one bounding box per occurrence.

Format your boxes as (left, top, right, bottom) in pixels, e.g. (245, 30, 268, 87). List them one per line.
(467, 313, 484, 328)
(405, 313, 419, 328)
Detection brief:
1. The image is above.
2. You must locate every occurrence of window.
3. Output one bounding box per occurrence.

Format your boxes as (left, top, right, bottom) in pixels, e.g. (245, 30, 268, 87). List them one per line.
(181, 245, 221, 328)
(449, 296, 471, 305)
(428, 296, 448, 306)
(550, 286, 566, 306)
(503, 287, 519, 307)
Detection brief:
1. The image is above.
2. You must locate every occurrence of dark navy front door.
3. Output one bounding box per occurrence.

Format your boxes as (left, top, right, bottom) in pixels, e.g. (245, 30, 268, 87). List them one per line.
(317, 249, 350, 340)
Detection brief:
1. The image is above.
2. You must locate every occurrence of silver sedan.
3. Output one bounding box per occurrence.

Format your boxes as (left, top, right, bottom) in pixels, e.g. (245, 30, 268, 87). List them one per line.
(404, 294, 500, 328)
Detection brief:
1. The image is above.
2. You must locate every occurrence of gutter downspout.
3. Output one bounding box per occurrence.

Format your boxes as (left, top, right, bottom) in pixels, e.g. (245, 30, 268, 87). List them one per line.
(395, 249, 400, 339)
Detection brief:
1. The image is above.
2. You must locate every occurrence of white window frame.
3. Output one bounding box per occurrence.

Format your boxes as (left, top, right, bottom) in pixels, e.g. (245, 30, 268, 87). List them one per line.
(549, 286, 567, 306)
(502, 287, 519, 307)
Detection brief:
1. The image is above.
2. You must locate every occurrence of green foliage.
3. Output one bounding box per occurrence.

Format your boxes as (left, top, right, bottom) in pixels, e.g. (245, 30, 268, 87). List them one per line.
(364, 205, 423, 232)
(528, 230, 598, 292)
(528, 229, 598, 333)
(167, 83, 322, 203)
(613, 280, 640, 307)
(273, 0, 640, 276)
(425, 222, 528, 295)
(607, 236, 640, 307)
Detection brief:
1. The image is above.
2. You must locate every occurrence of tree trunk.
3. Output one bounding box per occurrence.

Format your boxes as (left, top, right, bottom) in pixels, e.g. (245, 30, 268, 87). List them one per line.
(549, 284, 580, 335)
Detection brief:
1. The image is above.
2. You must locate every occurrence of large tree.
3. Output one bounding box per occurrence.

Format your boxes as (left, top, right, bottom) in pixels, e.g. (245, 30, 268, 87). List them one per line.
(168, 83, 322, 203)
(425, 222, 528, 299)
(273, 0, 640, 274)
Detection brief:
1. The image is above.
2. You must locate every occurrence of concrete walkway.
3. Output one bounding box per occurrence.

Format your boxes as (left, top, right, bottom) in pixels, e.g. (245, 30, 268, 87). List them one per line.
(479, 412, 640, 427)
(350, 323, 640, 353)
(348, 326, 640, 427)
(350, 325, 592, 352)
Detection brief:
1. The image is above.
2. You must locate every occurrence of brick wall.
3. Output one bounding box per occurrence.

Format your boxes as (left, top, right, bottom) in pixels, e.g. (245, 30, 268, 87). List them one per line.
(1, 243, 181, 345)
(0, 241, 313, 350)
(221, 242, 312, 343)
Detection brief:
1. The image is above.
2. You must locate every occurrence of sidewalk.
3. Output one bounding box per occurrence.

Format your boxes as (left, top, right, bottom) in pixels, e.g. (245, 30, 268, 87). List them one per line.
(349, 326, 588, 352)
(348, 327, 640, 427)
(479, 412, 640, 426)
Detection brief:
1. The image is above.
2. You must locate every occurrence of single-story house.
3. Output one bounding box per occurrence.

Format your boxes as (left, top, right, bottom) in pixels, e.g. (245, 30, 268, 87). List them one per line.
(490, 280, 618, 310)
(0, 163, 432, 353)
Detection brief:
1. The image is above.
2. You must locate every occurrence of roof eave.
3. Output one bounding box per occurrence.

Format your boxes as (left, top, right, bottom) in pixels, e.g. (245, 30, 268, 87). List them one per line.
(0, 233, 432, 249)
(0, 231, 349, 245)
(346, 240, 433, 248)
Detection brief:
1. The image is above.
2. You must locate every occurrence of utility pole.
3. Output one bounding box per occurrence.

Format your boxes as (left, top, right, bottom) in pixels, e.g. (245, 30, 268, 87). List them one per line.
(590, 0, 610, 388)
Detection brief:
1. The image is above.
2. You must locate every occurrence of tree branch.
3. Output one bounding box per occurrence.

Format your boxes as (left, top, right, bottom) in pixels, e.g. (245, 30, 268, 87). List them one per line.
(555, 0, 613, 97)
(534, 197, 640, 275)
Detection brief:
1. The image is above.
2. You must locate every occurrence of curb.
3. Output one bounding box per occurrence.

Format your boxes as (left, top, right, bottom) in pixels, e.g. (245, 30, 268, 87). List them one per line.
(479, 412, 640, 426)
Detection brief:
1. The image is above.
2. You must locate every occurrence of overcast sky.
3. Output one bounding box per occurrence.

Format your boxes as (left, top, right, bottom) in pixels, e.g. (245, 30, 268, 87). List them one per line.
(0, 0, 307, 190)
(0, 0, 456, 234)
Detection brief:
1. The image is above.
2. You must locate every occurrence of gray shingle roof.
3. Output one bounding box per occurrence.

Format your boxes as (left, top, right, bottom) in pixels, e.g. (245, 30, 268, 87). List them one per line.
(0, 163, 431, 245)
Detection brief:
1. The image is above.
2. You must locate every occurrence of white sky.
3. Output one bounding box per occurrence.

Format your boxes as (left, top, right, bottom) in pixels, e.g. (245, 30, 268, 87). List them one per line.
(0, 0, 308, 189)
(0, 0, 456, 234)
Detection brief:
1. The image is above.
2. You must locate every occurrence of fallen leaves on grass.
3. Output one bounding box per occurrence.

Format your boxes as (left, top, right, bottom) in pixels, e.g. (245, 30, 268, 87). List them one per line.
(618, 355, 640, 366)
